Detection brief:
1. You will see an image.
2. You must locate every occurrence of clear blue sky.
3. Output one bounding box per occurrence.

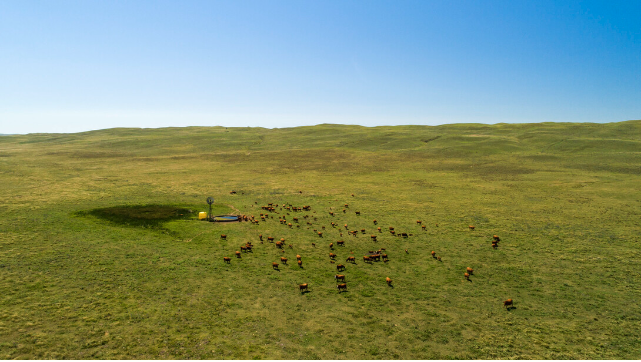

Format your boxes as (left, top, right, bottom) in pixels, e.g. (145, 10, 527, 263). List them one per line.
(1, 0, 639, 134)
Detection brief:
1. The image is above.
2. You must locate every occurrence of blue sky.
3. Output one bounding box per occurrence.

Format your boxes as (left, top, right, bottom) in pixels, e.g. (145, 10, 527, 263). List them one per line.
(1, 0, 639, 134)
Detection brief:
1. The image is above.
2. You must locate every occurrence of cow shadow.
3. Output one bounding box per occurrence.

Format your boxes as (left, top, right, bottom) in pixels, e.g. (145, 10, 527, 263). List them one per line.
(300, 290, 311, 295)
(506, 306, 517, 311)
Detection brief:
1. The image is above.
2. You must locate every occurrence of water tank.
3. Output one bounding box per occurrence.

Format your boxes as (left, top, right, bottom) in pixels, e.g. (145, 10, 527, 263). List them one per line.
(198, 212, 208, 220)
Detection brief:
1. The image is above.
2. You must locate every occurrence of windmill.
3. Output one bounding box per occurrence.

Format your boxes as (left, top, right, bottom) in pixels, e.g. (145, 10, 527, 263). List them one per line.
(206, 197, 214, 221)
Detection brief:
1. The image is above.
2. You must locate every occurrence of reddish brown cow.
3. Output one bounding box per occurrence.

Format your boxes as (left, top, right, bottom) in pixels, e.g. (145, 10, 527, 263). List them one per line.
(318, 232, 323, 237)
(329, 253, 336, 259)
(344, 224, 348, 230)
(223, 257, 231, 263)
(337, 264, 346, 271)
(389, 227, 394, 231)
(421, 225, 426, 230)
(416, 220, 421, 224)
(437, 256, 442, 262)
(466, 267, 474, 275)
(298, 260, 303, 268)
(431, 251, 436, 258)
(464, 273, 470, 281)
(235, 251, 241, 258)
(311, 242, 316, 247)
(281, 257, 288, 264)
(337, 283, 347, 292)
(377, 227, 382, 232)
(492, 242, 498, 249)
(371, 235, 377, 241)
(299, 283, 308, 293)
(329, 242, 334, 249)
(469, 225, 475, 230)
(390, 230, 395, 236)
(503, 299, 513, 308)
(373, 219, 377, 224)
(344, 204, 349, 208)
(382, 254, 388, 261)
(221, 234, 227, 240)
(335, 274, 346, 282)
(259, 234, 263, 241)
(267, 237, 274, 242)
(346, 256, 355, 263)
(240, 245, 247, 252)
(363, 256, 371, 263)
(386, 277, 392, 286)
(337, 240, 344, 247)
(355, 211, 361, 215)
(272, 262, 279, 270)
(493, 235, 501, 242)
(296, 255, 301, 260)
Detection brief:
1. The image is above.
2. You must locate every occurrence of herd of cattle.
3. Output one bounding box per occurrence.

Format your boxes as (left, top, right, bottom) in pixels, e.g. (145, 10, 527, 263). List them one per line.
(218, 195, 514, 309)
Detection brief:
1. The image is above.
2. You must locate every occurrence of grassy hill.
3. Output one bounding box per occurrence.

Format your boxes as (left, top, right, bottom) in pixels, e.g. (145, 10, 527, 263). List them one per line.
(0, 121, 640, 359)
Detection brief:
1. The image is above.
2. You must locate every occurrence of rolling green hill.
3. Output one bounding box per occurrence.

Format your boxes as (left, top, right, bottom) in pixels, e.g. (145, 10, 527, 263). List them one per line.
(1, 121, 640, 359)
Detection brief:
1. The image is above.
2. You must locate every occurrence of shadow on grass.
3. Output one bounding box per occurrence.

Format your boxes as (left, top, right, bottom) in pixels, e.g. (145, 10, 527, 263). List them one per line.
(75, 204, 196, 235)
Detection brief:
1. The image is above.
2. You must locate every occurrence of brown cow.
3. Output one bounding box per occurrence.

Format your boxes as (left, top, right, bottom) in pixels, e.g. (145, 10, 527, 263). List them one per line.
(336, 264, 345, 271)
(272, 262, 279, 270)
(240, 245, 247, 252)
(329, 243, 334, 249)
(466, 267, 474, 275)
(416, 220, 421, 224)
(371, 235, 377, 241)
(281, 257, 288, 264)
(363, 256, 371, 263)
(335, 274, 346, 282)
(221, 234, 227, 240)
(382, 254, 388, 261)
(337, 240, 344, 247)
(267, 236, 274, 242)
(373, 219, 377, 224)
(296, 255, 301, 260)
(389, 227, 394, 231)
(276, 241, 284, 248)
(421, 225, 426, 230)
(329, 253, 336, 259)
(344, 224, 348, 230)
(390, 230, 395, 236)
(346, 256, 355, 263)
(503, 299, 513, 308)
(386, 277, 392, 286)
(235, 251, 241, 258)
(431, 251, 436, 258)
(493, 235, 501, 242)
(299, 283, 308, 293)
(492, 242, 498, 249)
(344, 204, 349, 208)
(259, 234, 263, 241)
(288, 223, 292, 228)
(311, 242, 316, 247)
(223, 257, 231, 263)
(337, 283, 347, 292)
(355, 211, 361, 215)
(371, 254, 381, 262)
(318, 232, 323, 237)
(377, 227, 382, 232)
(298, 260, 303, 268)
(464, 273, 470, 281)
(437, 256, 442, 262)
(469, 225, 475, 230)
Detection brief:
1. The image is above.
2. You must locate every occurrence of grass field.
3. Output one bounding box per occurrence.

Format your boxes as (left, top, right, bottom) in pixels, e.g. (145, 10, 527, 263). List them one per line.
(1, 121, 640, 359)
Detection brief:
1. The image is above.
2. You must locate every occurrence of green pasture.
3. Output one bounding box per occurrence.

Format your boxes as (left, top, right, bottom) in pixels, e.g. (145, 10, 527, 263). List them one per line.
(0, 121, 640, 359)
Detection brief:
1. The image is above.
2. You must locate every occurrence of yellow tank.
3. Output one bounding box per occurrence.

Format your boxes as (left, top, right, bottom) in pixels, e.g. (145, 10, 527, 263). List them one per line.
(198, 212, 208, 220)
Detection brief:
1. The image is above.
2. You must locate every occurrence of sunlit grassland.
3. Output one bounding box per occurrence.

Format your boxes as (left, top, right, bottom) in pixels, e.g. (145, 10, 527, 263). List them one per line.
(0, 121, 640, 359)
